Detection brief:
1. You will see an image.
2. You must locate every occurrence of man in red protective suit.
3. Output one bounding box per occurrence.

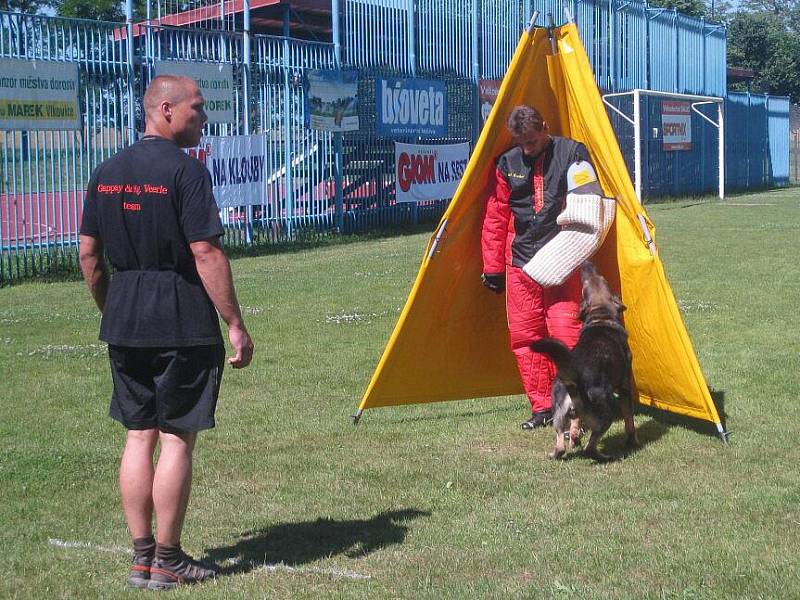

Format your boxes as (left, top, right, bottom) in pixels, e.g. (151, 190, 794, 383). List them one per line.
(480, 104, 614, 429)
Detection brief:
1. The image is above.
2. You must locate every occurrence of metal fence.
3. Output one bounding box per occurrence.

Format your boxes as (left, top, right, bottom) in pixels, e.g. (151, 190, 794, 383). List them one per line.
(0, 4, 791, 284)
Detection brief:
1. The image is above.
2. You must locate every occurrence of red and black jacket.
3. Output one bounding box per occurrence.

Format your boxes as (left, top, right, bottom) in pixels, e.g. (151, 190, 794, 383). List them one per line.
(481, 136, 591, 273)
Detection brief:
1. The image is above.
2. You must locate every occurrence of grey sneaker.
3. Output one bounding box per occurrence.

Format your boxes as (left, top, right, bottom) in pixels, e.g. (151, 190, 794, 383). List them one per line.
(147, 552, 219, 590)
(127, 554, 152, 589)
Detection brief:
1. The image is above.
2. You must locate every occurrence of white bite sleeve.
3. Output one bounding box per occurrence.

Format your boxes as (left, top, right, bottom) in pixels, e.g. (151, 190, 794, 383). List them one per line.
(522, 193, 616, 287)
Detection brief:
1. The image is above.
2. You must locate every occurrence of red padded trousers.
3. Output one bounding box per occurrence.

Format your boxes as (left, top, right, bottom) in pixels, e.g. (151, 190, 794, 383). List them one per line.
(505, 265, 582, 413)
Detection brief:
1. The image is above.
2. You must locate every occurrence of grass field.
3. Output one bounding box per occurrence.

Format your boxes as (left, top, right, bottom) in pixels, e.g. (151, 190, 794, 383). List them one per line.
(1, 188, 799, 599)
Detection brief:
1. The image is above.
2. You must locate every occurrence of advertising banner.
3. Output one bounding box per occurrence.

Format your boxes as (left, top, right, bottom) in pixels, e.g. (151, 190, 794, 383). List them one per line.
(661, 101, 692, 151)
(395, 142, 469, 203)
(0, 58, 80, 130)
(186, 135, 266, 208)
(479, 79, 503, 127)
(154, 61, 234, 124)
(377, 77, 447, 138)
(305, 69, 359, 132)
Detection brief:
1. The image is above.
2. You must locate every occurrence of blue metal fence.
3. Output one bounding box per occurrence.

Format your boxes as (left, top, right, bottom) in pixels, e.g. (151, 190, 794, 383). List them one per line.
(725, 92, 790, 190)
(0, 4, 791, 283)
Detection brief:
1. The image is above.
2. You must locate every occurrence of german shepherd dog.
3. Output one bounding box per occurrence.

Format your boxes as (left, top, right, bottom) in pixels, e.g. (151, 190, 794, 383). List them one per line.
(531, 262, 638, 461)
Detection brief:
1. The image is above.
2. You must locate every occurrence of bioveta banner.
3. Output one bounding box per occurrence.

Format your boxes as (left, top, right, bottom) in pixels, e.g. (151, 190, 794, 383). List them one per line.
(377, 77, 448, 138)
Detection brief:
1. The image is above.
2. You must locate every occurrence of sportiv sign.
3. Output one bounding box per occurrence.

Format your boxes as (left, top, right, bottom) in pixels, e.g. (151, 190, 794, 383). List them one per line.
(376, 77, 447, 138)
(154, 61, 234, 124)
(0, 59, 80, 130)
(661, 101, 692, 151)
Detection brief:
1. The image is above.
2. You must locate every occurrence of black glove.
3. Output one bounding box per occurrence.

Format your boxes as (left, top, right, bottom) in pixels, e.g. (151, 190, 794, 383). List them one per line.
(481, 272, 505, 294)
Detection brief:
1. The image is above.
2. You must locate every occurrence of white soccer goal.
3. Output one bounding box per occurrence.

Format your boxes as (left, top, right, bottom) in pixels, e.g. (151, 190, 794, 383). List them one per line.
(602, 89, 725, 201)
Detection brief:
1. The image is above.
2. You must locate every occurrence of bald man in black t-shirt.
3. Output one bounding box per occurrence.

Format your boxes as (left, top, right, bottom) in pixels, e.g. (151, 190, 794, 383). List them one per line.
(79, 75, 253, 590)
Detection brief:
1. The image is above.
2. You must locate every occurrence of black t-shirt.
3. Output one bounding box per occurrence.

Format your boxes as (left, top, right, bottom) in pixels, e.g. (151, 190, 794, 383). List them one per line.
(80, 136, 224, 347)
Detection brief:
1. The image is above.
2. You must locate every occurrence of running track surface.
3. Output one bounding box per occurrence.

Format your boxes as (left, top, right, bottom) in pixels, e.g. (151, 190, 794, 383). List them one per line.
(1, 181, 381, 245)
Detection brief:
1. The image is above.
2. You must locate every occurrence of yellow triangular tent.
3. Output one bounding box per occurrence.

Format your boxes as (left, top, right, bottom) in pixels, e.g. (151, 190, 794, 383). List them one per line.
(355, 23, 723, 436)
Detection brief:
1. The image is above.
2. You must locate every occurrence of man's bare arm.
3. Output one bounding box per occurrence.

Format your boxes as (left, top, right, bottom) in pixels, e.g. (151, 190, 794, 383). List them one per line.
(190, 237, 254, 368)
(79, 234, 109, 312)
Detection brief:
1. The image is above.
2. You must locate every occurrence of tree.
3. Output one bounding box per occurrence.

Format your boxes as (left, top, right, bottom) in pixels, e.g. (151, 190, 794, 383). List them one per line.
(648, 0, 707, 18)
(0, 0, 53, 13)
(727, 11, 800, 101)
(54, 0, 124, 21)
(740, 0, 800, 30)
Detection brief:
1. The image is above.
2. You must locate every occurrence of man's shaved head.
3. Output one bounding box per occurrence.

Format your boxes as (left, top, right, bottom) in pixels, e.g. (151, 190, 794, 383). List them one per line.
(144, 75, 196, 119)
(142, 74, 207, 147)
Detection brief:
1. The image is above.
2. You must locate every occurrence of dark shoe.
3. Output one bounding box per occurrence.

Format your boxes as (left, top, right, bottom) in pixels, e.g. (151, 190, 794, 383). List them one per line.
(521, 410, 553, 430)
(147, 552, 219, 590)
(127, 554, 152, 589)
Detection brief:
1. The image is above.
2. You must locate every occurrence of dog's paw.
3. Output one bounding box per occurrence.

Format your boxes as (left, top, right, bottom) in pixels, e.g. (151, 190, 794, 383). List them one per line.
(583, 448, 611, 462)
(547, 449, 566, 460)
(625, 433, 639, 448)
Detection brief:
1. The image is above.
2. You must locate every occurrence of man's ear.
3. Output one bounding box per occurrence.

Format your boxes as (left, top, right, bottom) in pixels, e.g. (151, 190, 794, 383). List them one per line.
(161, 100, 173, 122)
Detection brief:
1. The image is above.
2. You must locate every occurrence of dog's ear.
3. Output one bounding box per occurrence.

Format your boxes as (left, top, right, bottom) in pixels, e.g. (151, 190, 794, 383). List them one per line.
(612, 294, 626, 313)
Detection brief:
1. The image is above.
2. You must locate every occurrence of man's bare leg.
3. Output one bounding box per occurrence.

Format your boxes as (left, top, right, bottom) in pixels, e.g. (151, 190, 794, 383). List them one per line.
(153, 431, 196, 546)
(120, 428, 159, 538)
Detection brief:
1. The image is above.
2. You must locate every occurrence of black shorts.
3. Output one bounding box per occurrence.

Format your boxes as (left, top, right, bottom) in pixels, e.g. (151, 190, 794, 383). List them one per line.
(108, 344, 225, 433)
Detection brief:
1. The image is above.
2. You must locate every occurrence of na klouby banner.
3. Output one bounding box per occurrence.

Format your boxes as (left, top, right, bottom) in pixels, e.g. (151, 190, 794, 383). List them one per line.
(662, 101, 692, 151)
(395, 142, 469, 203)
(0, 58, 80, 130)
(377, 77, 447, 138)
(154, 61, 234, 124)
(186, 135, 266, 208)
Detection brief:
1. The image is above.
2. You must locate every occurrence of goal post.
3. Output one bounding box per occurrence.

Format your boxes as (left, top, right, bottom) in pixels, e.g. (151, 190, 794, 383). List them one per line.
(602, 89, 725, 201)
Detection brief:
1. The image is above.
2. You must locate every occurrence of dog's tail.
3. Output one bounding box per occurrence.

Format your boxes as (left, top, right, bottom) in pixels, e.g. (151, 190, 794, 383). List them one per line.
(531, 338, 578, 387)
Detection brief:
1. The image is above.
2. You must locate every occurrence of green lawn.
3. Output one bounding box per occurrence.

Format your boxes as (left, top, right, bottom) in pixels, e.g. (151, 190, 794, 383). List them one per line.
(1, 188, 799, 599)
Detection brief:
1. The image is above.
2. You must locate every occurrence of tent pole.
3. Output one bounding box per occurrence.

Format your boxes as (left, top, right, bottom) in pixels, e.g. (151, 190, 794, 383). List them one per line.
(716, 422, 729, 445)
(546, 13, 557, 54)
(634, 89, 642, 202)
(352, 408, 363, 425)
(527, 10, 539, 33)
(718, 100, 725, 199)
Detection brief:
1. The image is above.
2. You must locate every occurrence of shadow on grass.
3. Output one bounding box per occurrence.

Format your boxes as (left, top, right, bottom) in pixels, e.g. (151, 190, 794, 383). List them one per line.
(555, 417, 669, 462)
(205, 509, 430, 575)
(635, 387, 728, 442)
(357, 403, 519, 426)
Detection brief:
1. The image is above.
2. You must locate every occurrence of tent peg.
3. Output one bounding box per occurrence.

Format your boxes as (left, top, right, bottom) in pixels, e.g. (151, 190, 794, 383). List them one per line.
(716, 423, 730, 445)
(351, 409, 363, 425)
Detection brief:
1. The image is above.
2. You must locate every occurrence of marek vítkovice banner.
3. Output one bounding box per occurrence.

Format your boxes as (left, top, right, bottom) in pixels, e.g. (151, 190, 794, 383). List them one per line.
(0, 59, 80, 130)
(395, 142, 470, 203)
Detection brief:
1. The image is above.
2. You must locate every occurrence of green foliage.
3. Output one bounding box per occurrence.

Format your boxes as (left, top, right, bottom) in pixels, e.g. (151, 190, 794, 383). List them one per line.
(649, 0, 707, 18)
(2, 188, 800, 597)
(0, 0, 53, 13)
(55, 0, 124, 21)
(727, 10, 800, 101)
